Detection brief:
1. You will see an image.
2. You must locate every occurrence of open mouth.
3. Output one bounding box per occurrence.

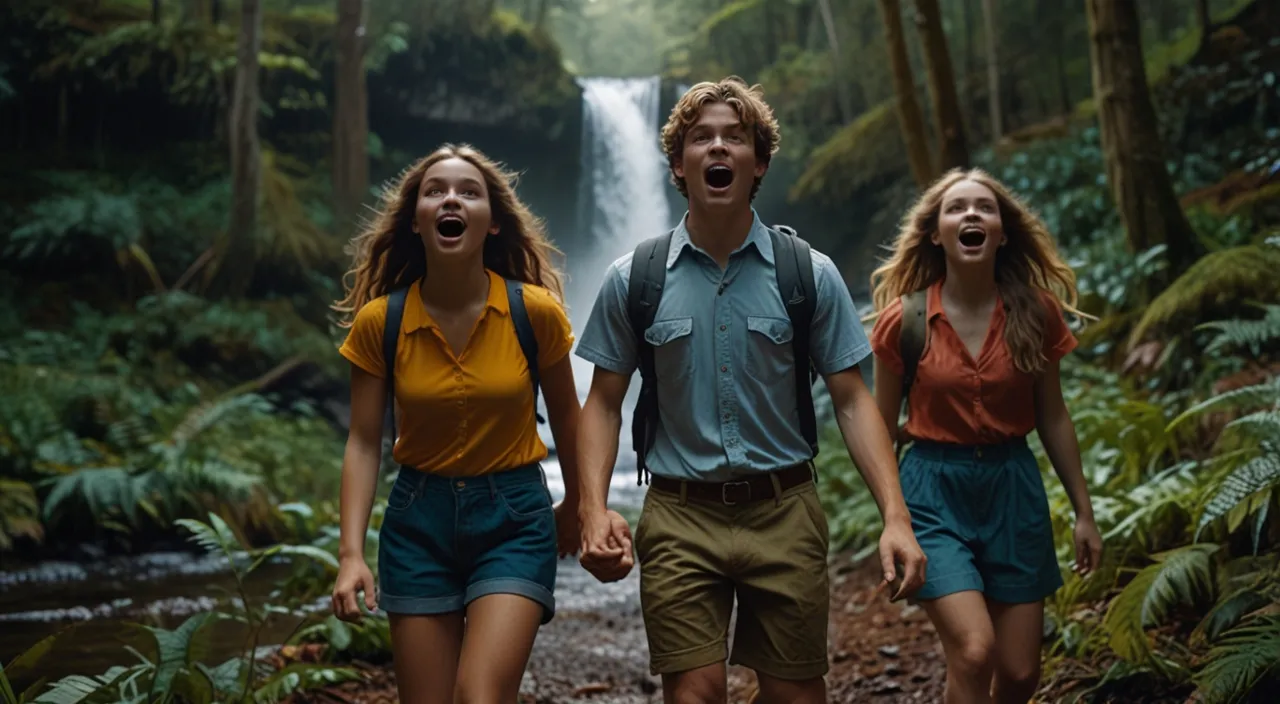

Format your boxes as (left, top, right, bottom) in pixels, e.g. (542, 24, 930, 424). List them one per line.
(958, 226, 986, 248)
(705, 164, 734, 190)
(436, 215, 466, 239)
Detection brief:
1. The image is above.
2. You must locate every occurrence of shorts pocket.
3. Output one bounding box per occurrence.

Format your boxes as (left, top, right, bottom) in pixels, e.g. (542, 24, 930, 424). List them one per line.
(745, 316, 793, 385)
(386, 471, 424, 512)
(499, 481, 553, 520)
(797, 487, 830, 550)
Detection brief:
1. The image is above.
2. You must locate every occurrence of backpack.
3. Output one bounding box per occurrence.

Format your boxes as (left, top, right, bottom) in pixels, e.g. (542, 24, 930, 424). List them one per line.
(894, 288, 930, 457)
(625, 224, 818, 485)
(380, 277, 544, 447)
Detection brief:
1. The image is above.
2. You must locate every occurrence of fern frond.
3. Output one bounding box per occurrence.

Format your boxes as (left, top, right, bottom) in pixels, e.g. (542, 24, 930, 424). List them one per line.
(1129, 244, 1280, 348)
(1199, 446, 1280, 533)
(1167, 377, 1280, 431)
(251, 663, 360, 704)
(1194, 615, 1280, 703)
(1103, 543, 1220, 666)
(1200, 304, 1280, 356)
(1223, 410, 1280, 442)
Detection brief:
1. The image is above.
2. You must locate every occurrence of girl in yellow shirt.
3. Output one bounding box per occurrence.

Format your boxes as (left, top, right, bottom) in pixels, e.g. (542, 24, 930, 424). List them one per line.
(330, 144, 581, 703)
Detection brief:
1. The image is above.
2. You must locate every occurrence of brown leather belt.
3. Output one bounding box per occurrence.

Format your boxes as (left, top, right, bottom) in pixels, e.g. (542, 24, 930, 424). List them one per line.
(649, 463, 814, 506)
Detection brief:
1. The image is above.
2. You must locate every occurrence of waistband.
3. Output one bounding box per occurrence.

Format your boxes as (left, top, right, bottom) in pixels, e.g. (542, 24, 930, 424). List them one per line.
(649, 462, 814, 506)
(906, 436, 1030, 463)
(398, 463, 545, 493)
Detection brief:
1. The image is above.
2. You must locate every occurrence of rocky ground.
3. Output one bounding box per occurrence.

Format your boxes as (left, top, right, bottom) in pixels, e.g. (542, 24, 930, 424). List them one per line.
(281, 555, 952, 704)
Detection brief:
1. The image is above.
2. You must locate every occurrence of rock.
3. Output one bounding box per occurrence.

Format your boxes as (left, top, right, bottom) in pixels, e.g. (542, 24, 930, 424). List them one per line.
(878, 645, 901, 658)
(833, 650, 852, 663)
(885, 663, 903, 676)
(872, 678, 903, 695)
(911, 671, 932, 683)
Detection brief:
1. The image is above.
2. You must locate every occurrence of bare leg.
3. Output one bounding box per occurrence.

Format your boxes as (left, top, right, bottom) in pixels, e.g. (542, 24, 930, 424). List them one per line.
(388, 612, 465, 704)
(454, 594, 543, 703)
(921, 591, 996, 704)
(661, 662, 727, 704)
(986, 599, 1045, 704)
(755, 673, 825, 704)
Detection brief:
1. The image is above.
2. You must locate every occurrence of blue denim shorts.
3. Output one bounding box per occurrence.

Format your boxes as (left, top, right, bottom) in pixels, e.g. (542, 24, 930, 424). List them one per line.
(376, 462, 558, 623)
(901, 437, 1063, 604)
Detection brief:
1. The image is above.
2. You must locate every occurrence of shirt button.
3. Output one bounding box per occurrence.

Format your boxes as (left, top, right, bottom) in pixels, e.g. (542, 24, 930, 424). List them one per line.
(723, 413, 731, 420)
(457, 399, 464, 406)
(720, 325, 727, 331)
(721, 366, 728, 372)
(456, 480, 465, 487)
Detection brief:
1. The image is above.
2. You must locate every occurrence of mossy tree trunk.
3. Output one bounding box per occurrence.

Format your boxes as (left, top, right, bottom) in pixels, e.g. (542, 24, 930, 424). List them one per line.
(226, 0, 262, 295)
(877, 0, 934, 189)
(912, 0, 970, 171)
(333, 0, 369, 230)
(981, 0, 1001, 140)
(1086, 0, 1198, 284)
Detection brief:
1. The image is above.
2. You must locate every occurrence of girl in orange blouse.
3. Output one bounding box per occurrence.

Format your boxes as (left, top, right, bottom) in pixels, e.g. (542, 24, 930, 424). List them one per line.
(869, 169, 1102, 704)
(329, 144, 581, 704)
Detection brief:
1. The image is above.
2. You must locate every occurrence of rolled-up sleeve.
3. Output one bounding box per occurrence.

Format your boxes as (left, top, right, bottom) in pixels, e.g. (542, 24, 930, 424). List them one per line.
(574, 256, 638, 376)
(808, 252, 871, 375)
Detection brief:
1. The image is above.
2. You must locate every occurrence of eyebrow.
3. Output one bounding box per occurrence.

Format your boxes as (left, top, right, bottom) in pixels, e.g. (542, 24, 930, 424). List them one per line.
(423, 176, 484, 189)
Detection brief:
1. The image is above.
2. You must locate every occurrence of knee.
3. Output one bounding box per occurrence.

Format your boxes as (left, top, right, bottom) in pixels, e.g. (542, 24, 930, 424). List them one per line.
(995, 662, 1042, 702)
(949, 635, 996, 679)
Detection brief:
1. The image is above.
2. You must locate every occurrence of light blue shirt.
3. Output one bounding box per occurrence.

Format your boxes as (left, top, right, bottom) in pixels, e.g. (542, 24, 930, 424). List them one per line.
(574, 210, 871, 482)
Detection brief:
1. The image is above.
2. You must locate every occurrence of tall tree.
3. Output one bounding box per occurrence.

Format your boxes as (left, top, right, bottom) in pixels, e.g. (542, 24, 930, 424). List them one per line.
(981, 0, 1002, 140)
(226, 0, 262, 294)
(333, 0, 369, 228)
(816, 0, 854, 124)
(912, 0, 970, 170)
(878, 0, 935, 188)
(1086, 0, 1198, 281)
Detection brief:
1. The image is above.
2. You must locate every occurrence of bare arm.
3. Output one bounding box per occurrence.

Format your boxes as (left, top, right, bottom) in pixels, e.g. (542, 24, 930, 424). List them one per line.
(1034, 360, 1100, 574)
(578, 366, 630, 515)
(338, 365, 386, 561)
(872, 357, 904, 447)
(541, 354, 583, 504)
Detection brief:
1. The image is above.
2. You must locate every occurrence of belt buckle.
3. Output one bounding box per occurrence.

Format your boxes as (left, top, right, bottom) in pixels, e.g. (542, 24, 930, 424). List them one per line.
(721, 480, 751, 506)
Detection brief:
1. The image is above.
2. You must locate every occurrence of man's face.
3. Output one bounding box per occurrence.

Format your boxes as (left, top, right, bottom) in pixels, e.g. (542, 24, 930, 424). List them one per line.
(673, 102, 766, 208)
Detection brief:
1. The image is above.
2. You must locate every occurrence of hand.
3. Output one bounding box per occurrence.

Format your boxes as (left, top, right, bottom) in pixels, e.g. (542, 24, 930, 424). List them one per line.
(579, 508, 634, 582)
(1073, 516, 1103, 576)
(554, 497, 581, 558)
(332, 556, 377, 622)
(878, 517, 927, 602)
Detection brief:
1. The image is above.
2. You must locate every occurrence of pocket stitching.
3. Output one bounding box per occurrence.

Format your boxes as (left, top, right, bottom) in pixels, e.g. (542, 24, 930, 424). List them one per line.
(499, 484, 553, 520)
(745, 316, 793, 383)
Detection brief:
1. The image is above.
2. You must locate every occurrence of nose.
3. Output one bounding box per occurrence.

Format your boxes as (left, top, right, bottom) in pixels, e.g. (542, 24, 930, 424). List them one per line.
(441, 189, 461, 208)
(709, 136, 729, 153)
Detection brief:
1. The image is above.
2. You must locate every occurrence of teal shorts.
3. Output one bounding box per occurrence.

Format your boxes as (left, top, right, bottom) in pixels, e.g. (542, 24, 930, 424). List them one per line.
(901, 437, 1063, 604)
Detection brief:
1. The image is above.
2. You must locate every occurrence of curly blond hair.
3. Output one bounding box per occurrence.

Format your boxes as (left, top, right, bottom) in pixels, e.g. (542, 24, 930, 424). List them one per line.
(333, 143, 564, 325)
(867, 168, 1091, 374)
(660, 76, 780, 201)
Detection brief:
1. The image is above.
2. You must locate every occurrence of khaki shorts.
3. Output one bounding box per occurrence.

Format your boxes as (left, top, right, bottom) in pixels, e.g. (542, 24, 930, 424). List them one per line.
(633, 478, 830, 680)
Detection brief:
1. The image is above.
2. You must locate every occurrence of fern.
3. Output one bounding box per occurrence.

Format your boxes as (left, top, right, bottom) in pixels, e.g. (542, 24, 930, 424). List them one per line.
(1201, 304, 1280, 356)
(1167, 377, 1280, 432)
(1103, 543, 1220, 668)
(1199, 446, 1280, 535)
(1194, 616, 1280, 703)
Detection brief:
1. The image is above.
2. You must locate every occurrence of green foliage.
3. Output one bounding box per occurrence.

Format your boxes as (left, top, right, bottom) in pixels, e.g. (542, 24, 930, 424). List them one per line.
(789, 101, 902, 207)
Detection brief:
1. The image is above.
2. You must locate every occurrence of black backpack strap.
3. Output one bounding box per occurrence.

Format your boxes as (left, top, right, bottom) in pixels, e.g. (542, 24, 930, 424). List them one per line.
(770, 225, 819, 458)
(896, 289, 929, 458)
(627, 230, 673, 485)
(383, 286, 410, 453)
(505, 278, 545, 425)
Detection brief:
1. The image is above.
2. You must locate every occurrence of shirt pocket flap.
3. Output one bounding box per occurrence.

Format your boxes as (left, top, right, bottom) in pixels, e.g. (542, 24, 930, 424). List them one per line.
(644, 317, 693, 346)
(746, 316, 793, 345)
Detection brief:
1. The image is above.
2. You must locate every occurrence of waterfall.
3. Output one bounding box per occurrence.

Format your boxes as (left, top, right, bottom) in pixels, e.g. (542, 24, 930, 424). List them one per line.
(538, 76, 675, 505)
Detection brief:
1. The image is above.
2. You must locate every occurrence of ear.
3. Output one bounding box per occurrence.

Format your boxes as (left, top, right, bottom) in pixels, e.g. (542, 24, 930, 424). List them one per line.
(488, 223, 500, 236)
(931, 230, 941, 246)
(754, 160, 767, 179)
(672, 157, 684, 180)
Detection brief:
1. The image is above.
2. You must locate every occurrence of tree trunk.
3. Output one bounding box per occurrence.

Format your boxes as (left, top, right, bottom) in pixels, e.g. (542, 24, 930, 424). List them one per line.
(912, 0, 970, 171)
(152, 0, 161, 24)
(226, 0, 262, 295)
(816, 0, 854, 124)
(212, 0, 222, 25)
(980, 0, 1001, 140)
(962, 0, 976, 111)
(1086, 0, 1198, 282)
(333, 0, 369, 229)
(1195, 0, 1212, 50)
(877, 0, 935, 188)
(535, 0, 551, 30)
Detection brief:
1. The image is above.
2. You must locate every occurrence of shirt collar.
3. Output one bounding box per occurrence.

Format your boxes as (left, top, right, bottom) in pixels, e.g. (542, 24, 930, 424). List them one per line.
(402, 269, 508, 333)
(667, 209, 775, 269)
(927, 278, 1006, 322)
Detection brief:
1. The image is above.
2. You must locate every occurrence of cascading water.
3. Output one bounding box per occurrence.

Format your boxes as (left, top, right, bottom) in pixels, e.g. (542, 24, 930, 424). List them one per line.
(539, 76, 676, 505)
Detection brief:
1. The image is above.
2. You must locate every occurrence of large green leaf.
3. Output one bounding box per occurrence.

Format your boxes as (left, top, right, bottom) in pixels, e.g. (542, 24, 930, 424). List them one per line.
(1103, 544, 1220, 666)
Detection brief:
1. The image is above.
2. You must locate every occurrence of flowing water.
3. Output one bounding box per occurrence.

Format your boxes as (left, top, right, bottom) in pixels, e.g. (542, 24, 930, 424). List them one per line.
(1, 77, 678, 681)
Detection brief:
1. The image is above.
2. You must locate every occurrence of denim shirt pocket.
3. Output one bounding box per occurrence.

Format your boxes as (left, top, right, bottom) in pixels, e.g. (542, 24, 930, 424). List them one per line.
(644, 317, 694, 381)
(745, 315, 794, 385)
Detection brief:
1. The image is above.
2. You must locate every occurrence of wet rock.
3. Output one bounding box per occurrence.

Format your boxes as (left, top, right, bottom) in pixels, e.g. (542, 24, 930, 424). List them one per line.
(878, 645, 901, 658)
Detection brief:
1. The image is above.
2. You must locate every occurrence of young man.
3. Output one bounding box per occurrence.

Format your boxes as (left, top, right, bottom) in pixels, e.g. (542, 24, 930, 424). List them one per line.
(575, 76, 926, 704)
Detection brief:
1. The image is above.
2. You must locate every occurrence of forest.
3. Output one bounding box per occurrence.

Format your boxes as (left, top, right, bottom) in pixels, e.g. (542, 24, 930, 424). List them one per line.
(0, 0, 1277, 702)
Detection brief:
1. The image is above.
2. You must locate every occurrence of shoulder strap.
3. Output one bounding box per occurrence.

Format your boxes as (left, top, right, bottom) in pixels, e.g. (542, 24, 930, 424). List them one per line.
(505, 278, 545, 425)
(770, 225, 819, 458)
(627, 230, 674, 485)
(383, 286, 410, 451)
(898, 289, 929, 404)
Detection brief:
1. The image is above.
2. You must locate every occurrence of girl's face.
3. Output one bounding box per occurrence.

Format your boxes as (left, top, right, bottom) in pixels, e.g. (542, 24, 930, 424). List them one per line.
(412, 157, 499, 261)
(932, 179, 1006, 266)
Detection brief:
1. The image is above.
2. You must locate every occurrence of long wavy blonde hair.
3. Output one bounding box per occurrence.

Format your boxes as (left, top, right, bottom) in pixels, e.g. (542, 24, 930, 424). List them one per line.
(867, 168, 1090, 374)
(333, 144, 565, 326)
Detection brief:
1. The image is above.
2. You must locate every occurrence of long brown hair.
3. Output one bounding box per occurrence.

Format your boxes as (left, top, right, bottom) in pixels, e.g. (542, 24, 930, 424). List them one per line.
(333, 144, 565, 326)
(867, 168, 1091, 374)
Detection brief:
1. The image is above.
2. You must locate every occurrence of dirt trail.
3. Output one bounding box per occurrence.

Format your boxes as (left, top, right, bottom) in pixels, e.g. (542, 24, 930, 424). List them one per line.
(286, 555, 950, 704)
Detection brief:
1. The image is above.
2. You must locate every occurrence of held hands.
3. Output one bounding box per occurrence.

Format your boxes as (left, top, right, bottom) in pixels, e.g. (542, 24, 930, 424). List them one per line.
(878, 518, 928, 602)
(1073, 516, 1103, 576)
(332, 556, 377, 622)
(554, 498, 582, 559)
(579, 508, 634, 582)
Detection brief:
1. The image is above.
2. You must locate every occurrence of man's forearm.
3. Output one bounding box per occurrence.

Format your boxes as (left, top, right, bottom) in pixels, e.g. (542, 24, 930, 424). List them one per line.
(835, 396, 911, 524)
(577, 395, 622, 514)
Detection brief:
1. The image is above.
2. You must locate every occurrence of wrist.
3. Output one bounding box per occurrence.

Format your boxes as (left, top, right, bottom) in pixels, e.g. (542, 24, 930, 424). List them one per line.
(338, 546, 365, 562)
(882, 506, 912, 527)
